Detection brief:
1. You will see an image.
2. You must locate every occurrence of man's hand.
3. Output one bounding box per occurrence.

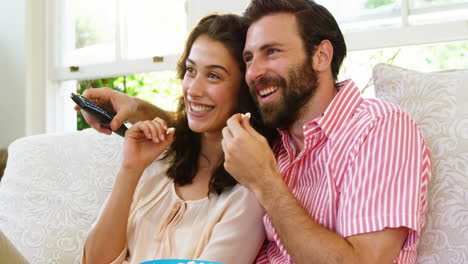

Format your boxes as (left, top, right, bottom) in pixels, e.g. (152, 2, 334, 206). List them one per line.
(221, 113, 283, 198)
(221, 116, 409, 264)
(74, 88, 138, 135)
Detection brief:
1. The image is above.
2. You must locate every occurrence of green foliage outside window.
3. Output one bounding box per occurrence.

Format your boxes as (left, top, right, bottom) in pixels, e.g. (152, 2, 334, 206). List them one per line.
(365, 0, 395, 9)
(77, 71, 182, 131)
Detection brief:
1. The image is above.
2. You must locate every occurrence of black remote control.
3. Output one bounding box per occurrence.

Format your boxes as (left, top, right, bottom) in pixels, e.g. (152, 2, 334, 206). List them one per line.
(70, 93, 127, 137)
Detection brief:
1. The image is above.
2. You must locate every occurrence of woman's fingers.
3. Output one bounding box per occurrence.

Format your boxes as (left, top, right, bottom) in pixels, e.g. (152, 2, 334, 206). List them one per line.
(153, 117, 168, 130)
(133, 119, 173, 143)
(152, 117, 169, 141)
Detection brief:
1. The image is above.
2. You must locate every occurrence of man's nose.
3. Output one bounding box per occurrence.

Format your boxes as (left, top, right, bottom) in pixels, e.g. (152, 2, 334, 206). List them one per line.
(246, 57, 266, 85)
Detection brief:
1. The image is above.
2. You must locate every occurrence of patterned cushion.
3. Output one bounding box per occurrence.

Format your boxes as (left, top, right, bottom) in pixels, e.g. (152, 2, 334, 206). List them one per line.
(0, 129, 124, 264)
(373, 63, 468, 264)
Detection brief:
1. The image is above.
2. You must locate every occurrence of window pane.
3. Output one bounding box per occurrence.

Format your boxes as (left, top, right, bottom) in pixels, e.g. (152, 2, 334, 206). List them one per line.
(316, 0, 401, 30)
(339, 41, 468, 97)
(409, 0, 468, 25)
(412, 0, 468, 8)
(126, 0, 187, 59)
(76, 71, 181, 130)
(65, 0, 116, 65)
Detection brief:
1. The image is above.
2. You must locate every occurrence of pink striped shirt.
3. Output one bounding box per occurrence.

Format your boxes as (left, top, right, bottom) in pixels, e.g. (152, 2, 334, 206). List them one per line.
(255, 79, 431, 264)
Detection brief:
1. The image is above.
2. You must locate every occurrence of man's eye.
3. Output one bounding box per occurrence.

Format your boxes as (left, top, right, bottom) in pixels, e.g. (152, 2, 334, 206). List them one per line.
(267, 48, 279, 55)
(244, 55, 252, 63)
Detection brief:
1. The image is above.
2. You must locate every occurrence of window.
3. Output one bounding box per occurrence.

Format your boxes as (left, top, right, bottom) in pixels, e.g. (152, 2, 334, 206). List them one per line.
(44, 0, 467, 132)
(48, 0, 187, 132)
(314, 0, 468, 96)
(340, 41, 468, 97)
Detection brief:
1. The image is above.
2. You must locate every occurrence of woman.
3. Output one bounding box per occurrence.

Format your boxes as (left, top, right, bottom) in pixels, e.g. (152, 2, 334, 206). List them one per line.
(82, 14, 276, 264)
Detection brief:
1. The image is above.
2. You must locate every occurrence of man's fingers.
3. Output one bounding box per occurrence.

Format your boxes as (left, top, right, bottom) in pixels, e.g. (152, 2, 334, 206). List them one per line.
(226, 113, 248, 136)
(82, 87, 110, 100)
(222, 126, 234, 142)
(110, 107, 129, 131)
(240, 114, 264, 140)
(221, 138, 227, 153)
(81, 111, 112, 134)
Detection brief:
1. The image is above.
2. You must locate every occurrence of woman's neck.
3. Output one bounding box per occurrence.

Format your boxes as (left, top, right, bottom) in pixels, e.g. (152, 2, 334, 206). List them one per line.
(198, 132, 223, 169)
(174, 131, 223, 200)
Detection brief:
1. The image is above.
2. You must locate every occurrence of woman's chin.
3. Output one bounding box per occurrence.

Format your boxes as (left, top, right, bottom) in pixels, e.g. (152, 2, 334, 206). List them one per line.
(188, 123, 224, 136)
(188, 122, 207, 134)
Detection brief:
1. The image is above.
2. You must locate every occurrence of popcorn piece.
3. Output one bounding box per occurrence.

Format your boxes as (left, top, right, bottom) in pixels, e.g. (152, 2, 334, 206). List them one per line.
(166, 127, 175, 135)
(241, 112, 251, 119)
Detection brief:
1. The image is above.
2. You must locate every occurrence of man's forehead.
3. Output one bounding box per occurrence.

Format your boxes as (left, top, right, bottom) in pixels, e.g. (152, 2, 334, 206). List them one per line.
(245, 13, 299, 51)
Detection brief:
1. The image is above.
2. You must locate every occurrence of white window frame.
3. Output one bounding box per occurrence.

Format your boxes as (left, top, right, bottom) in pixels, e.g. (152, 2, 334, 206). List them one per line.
(44, 0, 186, 133)
(37, 0, 468, 134)
(345, 0, 468, 51)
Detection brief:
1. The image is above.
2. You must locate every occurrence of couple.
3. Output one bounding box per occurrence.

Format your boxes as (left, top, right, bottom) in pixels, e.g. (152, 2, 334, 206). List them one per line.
(80, 1, 431, 264)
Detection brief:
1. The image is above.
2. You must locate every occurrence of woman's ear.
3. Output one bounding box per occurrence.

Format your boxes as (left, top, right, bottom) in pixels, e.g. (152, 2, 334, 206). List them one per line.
(312, 40, 334, 73)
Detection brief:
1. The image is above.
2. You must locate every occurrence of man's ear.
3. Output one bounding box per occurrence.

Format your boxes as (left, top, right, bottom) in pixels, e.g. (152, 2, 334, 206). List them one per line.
(312, 40, 333, 73)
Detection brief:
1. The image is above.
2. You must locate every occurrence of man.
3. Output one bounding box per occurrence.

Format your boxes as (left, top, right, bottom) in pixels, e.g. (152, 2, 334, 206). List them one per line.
(221, 1, 431, 264)
(77, 1, 431, 263)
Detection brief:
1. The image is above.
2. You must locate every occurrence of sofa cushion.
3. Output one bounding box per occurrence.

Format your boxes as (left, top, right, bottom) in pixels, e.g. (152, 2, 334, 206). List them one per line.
(0, 129, 124, 264)
(0, 148, 7, 181)
(373, 63, 468, 264)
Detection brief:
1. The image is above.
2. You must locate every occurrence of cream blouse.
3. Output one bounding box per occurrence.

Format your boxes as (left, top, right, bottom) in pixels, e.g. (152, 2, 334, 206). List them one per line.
(87, 158, 265, 264)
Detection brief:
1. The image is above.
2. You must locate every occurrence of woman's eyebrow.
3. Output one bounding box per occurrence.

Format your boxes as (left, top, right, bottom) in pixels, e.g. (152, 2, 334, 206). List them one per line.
(187, 58, 229, 75)
(186, 58, 230, 75)
(206, 65, 229, 75)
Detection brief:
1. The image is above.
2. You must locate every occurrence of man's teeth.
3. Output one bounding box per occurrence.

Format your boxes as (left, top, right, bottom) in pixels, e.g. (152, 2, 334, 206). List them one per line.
(259, 86, 279, 97)
(191, 104, 214, 112)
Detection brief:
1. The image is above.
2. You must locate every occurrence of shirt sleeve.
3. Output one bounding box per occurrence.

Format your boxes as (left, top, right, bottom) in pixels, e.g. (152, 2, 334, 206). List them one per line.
(336, 110, 431, 241)
(198, 185, 266, 264)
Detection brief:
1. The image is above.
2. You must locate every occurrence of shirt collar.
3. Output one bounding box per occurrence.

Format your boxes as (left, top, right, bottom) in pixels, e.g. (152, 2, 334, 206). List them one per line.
(312, 79, 363, 138)
(276, 79, 362, 140)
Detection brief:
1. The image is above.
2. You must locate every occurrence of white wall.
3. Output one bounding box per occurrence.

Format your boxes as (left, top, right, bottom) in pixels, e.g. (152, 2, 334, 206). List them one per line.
(0, 0, 52, 148)
(0, 0, 27, 148)
(187, 0, 249, 28)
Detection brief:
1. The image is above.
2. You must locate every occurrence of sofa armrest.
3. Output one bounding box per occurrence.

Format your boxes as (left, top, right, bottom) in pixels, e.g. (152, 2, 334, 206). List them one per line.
(0, 129, 124, 264)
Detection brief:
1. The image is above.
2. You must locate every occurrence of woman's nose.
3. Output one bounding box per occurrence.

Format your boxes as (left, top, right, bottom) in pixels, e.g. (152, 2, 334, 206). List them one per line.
(187, 76, 204, 97)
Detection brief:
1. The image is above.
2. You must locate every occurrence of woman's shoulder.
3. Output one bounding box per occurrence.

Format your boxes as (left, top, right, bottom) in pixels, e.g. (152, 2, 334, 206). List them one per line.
(135, 155, 173, 193)
(216, 184, 262, 211)
(143, 155, 172, 176)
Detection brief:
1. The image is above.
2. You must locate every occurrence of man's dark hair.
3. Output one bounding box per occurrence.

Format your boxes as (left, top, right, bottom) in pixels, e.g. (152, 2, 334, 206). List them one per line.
(243, 0, 347, 80)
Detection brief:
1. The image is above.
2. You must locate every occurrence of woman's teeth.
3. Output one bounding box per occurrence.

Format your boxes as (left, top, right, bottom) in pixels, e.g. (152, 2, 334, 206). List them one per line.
(259, 86, 279, 97)
(191, 104, 214, 113)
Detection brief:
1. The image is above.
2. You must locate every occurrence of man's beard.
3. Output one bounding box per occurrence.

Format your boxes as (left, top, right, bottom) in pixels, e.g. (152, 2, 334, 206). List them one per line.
(250, 59, 318, 128)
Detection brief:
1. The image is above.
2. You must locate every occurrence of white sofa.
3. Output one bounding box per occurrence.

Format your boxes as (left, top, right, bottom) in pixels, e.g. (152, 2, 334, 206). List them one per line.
(0, 130, 124, 264)
(0, 63, 467, 263)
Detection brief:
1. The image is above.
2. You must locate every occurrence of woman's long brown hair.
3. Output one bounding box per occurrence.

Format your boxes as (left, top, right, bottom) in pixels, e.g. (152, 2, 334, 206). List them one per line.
(162, 14, 277, 195)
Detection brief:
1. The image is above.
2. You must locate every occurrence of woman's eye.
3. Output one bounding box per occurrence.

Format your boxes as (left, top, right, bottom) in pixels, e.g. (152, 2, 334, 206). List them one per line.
(208, 73, 220, 80)
(186, 66, 195, 74)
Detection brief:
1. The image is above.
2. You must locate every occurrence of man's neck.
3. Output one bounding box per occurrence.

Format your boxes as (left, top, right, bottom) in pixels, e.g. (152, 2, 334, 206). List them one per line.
(289, 79, 338, 154)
